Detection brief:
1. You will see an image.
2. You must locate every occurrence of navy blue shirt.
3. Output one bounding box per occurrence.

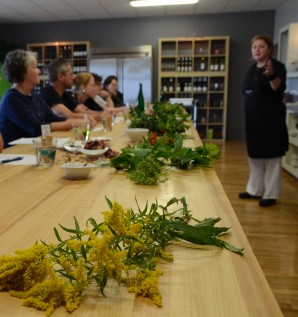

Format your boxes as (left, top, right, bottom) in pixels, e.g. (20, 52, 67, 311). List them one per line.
(0, 88, 65, 148)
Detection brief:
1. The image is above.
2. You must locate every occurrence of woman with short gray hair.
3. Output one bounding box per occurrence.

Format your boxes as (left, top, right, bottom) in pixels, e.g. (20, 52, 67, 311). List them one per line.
(0, 49, 83, 148)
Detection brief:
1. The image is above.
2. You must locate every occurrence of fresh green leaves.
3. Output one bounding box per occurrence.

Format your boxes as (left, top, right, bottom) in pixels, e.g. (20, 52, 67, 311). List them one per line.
(117, 101, 221, 185)
(167, 218, 243, 255)
(2, 196, 243, 316)
(128, 154, 168, 185)
(110, 135, 221, 184)
(129, 102, 190, 136)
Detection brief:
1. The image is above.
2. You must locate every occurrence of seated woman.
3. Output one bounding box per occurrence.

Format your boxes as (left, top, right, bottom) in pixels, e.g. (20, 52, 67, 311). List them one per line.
(92, 73, 125, 114)
(0, 49, 85, 148)
(91, 73, 114, 110)
(103, 75, 125, 108)
(74, 72, 104, 112)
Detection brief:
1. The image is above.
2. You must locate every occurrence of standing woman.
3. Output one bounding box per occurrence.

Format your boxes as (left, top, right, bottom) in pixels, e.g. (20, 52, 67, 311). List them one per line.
(239, 35, 288, 207)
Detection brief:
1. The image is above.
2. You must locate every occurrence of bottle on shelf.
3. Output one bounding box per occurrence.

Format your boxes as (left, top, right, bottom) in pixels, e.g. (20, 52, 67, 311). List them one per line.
(193, 78, 198, 92)
(200, 57, 206, 71)
(219, 80, 224, 91)
(220, 58, 225, 71)
(163, 80, 168, 93)
(160, 88, 165, 102)
(184, 82, 189, 92)
(214, 58, 219, 71)
(137, 83, 144, 112)
(214, 81, 219, 91)
(197, 77, 202, 92)
(169, 78, 174, 92)
(210, 58, 214, 71)
(176, 82, 181, 92)
(188, 57, 193, 71)
(202, 77, 208, 92)
(180, 58, 184, 72)
(177, 58, 181, 72)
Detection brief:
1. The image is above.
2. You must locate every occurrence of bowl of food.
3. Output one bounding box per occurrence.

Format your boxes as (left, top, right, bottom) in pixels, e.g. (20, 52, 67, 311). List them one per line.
(63, 141, 83, 153)
(90, 137, 112, 144)
(61, 163, 95, 180)
(125, 128, 149, 142)
(80, 147, 109, 159)
(80, 140, 109, 159)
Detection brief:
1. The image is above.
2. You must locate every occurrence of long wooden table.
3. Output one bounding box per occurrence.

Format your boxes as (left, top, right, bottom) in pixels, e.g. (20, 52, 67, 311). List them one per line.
(0, 120, 283, 316)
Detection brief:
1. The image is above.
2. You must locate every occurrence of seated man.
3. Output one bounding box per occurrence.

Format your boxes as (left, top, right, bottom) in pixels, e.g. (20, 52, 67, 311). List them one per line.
(40, 59, 100, 124)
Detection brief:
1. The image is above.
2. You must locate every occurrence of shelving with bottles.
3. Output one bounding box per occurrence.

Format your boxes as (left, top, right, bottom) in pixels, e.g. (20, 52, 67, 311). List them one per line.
(158, 36, 229, 141)
(27, 41, 90, 92)
(282, 108, 298, 178)
(278, 23, 298, 178)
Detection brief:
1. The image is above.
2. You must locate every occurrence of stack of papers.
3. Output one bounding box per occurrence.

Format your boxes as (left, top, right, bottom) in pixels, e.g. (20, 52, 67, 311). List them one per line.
(8, 137, 70, 148)
(8, 137, 39, 145)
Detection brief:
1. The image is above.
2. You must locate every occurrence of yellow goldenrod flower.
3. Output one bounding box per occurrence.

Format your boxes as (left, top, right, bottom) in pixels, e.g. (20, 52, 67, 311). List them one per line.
(0, 196, 240, 315)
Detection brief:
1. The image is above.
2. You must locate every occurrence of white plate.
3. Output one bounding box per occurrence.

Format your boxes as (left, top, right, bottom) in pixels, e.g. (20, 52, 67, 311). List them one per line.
(63, 142, 83, 153)
(92, 127, 104, 132)
(91, 137, 113, 142)
(79, 147, 109, 158)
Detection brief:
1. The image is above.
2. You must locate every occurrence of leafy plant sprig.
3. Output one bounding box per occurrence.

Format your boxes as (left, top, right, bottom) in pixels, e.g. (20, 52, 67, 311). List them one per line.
(128, 154, 168, 185)
(0, 196, 243, 316)
(110, 135, 221, 184)
(129, 101, 191, 136)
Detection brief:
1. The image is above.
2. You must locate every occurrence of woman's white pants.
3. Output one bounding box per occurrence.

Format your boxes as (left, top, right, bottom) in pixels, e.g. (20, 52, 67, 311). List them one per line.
(246, 157, 282, 199)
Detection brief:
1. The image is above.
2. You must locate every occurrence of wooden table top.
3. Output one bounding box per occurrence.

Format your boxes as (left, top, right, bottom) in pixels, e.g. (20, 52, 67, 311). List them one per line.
(0, 119, 283, 317)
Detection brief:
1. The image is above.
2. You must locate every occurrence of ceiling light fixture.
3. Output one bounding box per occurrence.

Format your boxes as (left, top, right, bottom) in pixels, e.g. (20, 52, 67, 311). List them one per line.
(130, 0, 199, 7)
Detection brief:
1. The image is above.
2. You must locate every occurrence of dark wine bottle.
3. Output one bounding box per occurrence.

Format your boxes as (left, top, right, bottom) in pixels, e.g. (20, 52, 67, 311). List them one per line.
(137, 83, 145, 112)
(160, 87, 165, 102)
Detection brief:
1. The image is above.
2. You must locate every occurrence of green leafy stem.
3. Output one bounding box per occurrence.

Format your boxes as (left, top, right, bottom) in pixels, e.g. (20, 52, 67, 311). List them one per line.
(110, 134, 221, 184)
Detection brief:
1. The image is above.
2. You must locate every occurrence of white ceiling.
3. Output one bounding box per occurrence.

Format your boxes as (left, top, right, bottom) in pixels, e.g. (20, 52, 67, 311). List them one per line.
(0, 0, 288, 24)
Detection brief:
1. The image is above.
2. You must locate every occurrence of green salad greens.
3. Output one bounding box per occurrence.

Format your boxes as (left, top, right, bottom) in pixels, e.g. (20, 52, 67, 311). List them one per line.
(110, 135, 221, 185)
(129, 101, 191, 136)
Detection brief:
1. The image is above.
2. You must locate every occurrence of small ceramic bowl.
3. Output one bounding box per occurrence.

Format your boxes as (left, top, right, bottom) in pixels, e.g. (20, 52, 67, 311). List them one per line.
(61, 163, 95, 180)
(125, 128, 149, 142)
(79, 147, 109, 159)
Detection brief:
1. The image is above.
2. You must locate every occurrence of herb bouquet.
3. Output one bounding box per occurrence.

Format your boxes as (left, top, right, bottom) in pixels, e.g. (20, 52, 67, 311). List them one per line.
(129, 101, 191, 136)
(110, 134, 221, 185)
(0, 197, 243, 316)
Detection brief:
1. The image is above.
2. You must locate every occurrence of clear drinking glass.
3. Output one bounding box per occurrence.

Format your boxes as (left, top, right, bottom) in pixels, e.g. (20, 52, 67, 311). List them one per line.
(33, 139, 57, 166)
(72, 123, 90, 142)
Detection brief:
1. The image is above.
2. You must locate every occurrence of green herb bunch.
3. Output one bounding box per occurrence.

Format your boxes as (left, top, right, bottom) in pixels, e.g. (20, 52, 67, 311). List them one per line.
(129, 101, 190, 136)
(128, 154, 168, 185)
(110, 135, 221, 184)
(0, 196, 243, 316)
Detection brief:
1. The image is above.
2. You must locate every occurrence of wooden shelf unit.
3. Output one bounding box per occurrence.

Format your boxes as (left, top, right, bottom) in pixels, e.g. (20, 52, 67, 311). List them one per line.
(278, 23, 298, 178)
(158, 36, 230, 141)
(27, 41, 91, 92)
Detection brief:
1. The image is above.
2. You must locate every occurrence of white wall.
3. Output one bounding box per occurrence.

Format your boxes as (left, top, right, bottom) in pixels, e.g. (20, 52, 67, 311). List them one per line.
(274, 0, 298, 43)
